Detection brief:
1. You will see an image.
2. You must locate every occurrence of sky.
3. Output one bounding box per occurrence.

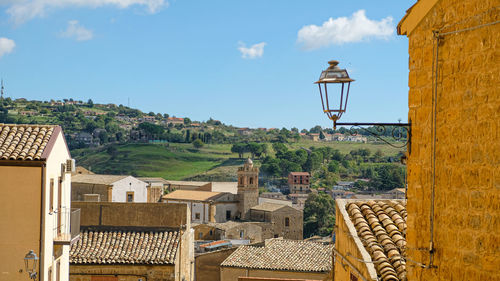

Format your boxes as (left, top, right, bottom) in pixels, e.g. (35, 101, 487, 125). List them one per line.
(0, 0, 416, 130)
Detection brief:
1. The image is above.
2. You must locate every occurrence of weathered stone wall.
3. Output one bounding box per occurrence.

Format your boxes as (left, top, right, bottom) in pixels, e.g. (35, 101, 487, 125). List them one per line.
(403, 0, 499, 280)
(71, 183, 109, 202)
(270, 207, 303, 240)
(70, 265, 175, 281)
(195, 248, 236, 281)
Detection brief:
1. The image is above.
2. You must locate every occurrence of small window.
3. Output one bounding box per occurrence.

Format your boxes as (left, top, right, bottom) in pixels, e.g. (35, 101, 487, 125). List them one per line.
(49, 179, 55, 212)
(239, 230, 244, 238)
(226, 210, 231, 220)
(126, 192, 134, 202)
(209, 230, 213, 236)
(198, 232, 203, 239)
(285, 217, 290, 227)
(195, 213, 201, 220)
(274, 234, 279, 238)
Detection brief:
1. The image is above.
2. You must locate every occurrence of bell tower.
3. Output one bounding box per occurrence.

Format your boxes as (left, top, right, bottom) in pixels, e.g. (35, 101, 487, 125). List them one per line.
(237, 158, 259, 220)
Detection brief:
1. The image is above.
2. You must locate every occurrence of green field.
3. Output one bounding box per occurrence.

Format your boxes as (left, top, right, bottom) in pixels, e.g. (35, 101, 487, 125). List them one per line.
(72, 141, 404, 180)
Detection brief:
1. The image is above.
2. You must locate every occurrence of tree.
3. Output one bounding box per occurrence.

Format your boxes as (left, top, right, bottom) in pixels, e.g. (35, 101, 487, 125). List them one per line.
(184, 117, 192, 126)
(231, 143, 247, 158)
(192, 139, 204, 149)
(303, 193, 335, 237)
(87, 99, 94, 107)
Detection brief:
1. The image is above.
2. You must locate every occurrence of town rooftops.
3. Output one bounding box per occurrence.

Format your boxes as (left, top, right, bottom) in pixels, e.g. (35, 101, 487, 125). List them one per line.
(338, 199, 407, 281)
(221, 238, 333, 272)
(162, 189, 226, 202)
(250, 202, 288, 212)
(71, 174, 129, 185)
(0, 124, 64, 161)
(70, 229, 179, 265)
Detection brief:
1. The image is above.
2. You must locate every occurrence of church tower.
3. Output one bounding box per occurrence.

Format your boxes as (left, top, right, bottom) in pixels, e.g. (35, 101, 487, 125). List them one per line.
(237, 158, 259, 220)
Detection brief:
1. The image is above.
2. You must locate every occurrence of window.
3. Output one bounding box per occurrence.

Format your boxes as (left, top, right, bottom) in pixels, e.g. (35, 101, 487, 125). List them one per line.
(57, 177, 62, 235)
(226, 210, 231, 220)
(285, 217, 290, 227)
(209, 230, 213, 236)
(50, 179, 54, 212)
(126, 192, 134, 202)
(274, 234, 279, 238)
(350, 273, 358, 281)
(195, 213, 201, 220)
(239, 230, 244, 238)
(198, 232, 203, 239)
(249, 177, 253, 185)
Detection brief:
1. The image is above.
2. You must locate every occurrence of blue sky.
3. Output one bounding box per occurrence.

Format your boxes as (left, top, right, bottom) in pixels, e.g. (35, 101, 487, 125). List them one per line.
(0, 0, 416, 130)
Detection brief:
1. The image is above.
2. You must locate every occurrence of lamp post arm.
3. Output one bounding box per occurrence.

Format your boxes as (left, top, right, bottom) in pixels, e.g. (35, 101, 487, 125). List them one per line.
(334, 122, 411, 150)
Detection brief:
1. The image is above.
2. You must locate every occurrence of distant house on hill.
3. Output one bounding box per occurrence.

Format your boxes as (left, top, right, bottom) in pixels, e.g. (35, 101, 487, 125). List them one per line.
(288, 172, 311, 194)
(167, 117, 184, 125)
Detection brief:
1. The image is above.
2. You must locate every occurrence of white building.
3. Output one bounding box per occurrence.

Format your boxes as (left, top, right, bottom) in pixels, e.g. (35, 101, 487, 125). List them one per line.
(71, 174, 148, 202)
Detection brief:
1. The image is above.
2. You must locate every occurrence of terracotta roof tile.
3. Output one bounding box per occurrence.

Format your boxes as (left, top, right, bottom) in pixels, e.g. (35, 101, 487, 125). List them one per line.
(221, 239, 333, 272)
(346, 200, 407, 281)
(70, 229, 179, 265)
(0, 124, 57, 161)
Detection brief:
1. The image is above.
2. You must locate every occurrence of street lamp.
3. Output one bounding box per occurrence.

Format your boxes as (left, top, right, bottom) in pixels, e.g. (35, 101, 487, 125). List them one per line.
(314, 59, 411, 149)
(24, 250, 39, 280)
(315, 60, 354, 127)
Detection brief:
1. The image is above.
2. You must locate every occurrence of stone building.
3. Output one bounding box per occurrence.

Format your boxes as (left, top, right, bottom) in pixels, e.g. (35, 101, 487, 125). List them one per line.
(71, 174, 149, 202)
(193, 221, 265, 242)
(398, 0, 499, 280)
(249, 203, 303, 240)
(69, 202, 194, 281)
(0, 124, 76, 281)
(163, 190, 239, 223)
(220, 239, 333, 281)
(237, 158, 259, 219)
(333, 199, 407, 281)
(288, 172, 311, 194)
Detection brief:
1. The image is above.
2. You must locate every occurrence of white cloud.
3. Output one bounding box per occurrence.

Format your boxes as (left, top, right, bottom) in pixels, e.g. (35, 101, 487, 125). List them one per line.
(0, 37, 16, 58)
(238, 42, 266, 59)
(6, 0, 168, 24)
(297, 10, 394, 50)
(61, 20, 93, 41)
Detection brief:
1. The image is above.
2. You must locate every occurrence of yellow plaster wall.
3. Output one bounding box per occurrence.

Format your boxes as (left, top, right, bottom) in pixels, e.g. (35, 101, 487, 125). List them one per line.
(70, 264, 175, 281)
(333, 203, 373, 281)
(0, 166, 42, 281)
(220, 268, 327, 281)
(403, 0, 499, 280)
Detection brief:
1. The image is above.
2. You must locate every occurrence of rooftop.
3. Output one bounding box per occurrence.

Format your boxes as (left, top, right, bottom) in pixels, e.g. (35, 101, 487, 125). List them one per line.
(221, 238, 333, 272)
(162, 189, 226, 202)
(250, 202, 287, 212)
(289, 172, 310, 176)
(340, 199, 407, 281)
(0, 124, 59, 161)
(72, 174, 129, 185)
(70, 229, 179, 265)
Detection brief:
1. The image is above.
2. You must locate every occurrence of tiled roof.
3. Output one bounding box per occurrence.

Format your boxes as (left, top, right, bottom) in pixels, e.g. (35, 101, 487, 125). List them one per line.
(221, 239, 333, 272)
(70, 229, 179, 265)
(162, 190, 225, 201)
(250, 202, 286, 212)
(72, 174, 129, 185)
(0, 124, 57, 161)
(346, 200, 407, 281)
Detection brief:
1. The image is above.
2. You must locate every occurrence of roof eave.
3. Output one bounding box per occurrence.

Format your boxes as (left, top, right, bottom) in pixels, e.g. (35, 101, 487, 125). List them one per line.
(397, 0, 440, 36)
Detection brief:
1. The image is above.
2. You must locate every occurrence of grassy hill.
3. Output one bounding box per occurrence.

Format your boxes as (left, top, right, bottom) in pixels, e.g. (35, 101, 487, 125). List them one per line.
(72, 141, 403, 180)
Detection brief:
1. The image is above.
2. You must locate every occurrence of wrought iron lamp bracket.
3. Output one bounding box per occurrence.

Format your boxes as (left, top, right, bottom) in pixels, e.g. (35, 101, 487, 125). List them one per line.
(334, 121, 411, 151)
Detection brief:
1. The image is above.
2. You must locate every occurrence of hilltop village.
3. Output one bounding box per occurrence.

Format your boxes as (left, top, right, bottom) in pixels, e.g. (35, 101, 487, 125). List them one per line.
(0, 1, 498, 281)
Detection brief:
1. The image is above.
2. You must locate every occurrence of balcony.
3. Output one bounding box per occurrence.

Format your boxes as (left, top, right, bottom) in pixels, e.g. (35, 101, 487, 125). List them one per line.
(53, 207, 80, 245)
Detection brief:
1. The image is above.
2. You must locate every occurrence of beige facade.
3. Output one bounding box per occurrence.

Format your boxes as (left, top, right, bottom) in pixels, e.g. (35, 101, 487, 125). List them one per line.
(0, 124, 74, 281)
(220, 268, 327, 281)
(398, 0, 500, 280)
